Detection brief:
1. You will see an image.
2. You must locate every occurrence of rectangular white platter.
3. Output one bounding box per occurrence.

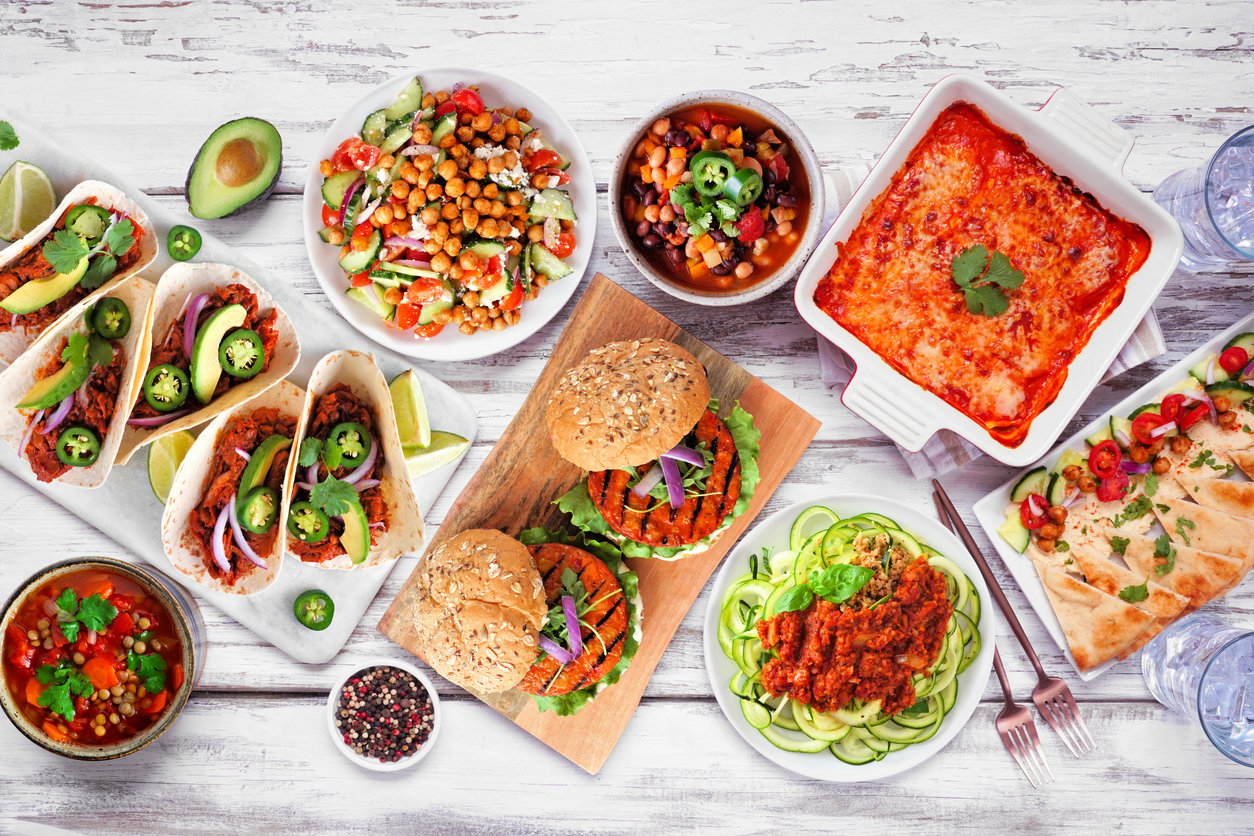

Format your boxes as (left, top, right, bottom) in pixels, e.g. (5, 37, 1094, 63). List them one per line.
(973, 308, 1254, 680)
(0, 117, 478, 664)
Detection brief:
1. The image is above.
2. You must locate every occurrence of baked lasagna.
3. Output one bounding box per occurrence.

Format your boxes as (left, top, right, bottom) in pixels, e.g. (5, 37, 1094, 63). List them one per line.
(814, 102, 1151, 447)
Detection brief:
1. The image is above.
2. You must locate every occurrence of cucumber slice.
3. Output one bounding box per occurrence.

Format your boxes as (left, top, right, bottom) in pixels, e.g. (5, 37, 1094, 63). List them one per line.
(321, 170, 360, 211)
(528, 188, 577, 222)
(345, 285, 394, 321)
(384, 77, 423, 121)
(1010, 466, 1048, 502)
(1190, 353, 1230, 385)
(379, 125, 413, 156)
(339, 230, 381, 273)
(361, 109, 389, 146)
(417, 279, 456, 326)
(476, 273, 512, 307)
(317, 226, 338, 244)
(466, 240, 507, 260)
(430, 113, 457, 148)
(1128, 403, 1161, 419)
(1046, 473, 1067, 506)
(1223, 332, 1254, 357)
(1110, 415, 1134, 449)
(1085, 426, 1113, 448)
(529, 242, 573, 280)
(1205, 380, 1254, 405)
(997, 508, 1031, 553)
(378, 261, 441, 279)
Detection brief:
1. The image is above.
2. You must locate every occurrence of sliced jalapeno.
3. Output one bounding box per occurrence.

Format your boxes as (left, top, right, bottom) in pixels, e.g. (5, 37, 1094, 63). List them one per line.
(237, 486, 279, 534)
(723, 168, 764, 207)
(66, 205, 111, 244)
(323, 421, 371, 471)
(293, 589, 334, 631)
(167, 225, 203, 262)
(56, 426, 100, 467)
(287, 502, 330, 543)
(689, 151, 736, 198)
(90, 297, 131, 339)
(218, 328, 265, 379)
(144, 364, 190, 413)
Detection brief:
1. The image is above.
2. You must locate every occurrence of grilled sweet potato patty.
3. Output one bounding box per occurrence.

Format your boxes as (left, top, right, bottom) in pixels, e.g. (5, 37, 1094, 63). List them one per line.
(588, 409, 741, 547)
(518, 543, 628, 696)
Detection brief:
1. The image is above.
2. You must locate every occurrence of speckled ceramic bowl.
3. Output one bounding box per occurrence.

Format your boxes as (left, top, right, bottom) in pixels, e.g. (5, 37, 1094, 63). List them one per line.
(609, 90, 825, 306)
(326, 657, 442, 772)
(0, 557, 204, 760)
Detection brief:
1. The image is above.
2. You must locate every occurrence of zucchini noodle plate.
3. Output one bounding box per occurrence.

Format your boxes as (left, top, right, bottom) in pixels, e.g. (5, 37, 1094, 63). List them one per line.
(717, 505, 982, 764)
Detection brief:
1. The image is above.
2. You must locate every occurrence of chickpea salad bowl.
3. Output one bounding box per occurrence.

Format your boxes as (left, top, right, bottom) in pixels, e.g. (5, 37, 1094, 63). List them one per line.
(303, 69, 596, 362)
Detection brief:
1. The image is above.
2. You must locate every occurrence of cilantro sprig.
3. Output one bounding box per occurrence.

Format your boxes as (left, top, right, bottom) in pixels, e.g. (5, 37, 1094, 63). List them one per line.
(669, 183, 743, 240)
(127, 649, 167, 694)
(297, 437, 323, 468)
(34, 660, 95, 720)
(0, 120, 18, 151)
(1154, 533, 1177, 576)
(308, 475, 358, 518)
(40, 215, 135, 288)
(53, 588, 118, 643)
(950, 244, 1025, 317)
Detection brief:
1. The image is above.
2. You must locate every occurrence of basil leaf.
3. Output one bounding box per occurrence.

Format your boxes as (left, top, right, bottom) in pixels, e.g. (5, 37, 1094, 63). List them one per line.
(773, 585, 814, 615)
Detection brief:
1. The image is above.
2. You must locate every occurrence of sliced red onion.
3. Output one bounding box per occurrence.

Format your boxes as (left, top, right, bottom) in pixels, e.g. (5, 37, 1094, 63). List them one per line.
(662, 444, 704, 466)
(1026, 494, 1045, 516)
(660, 454, 684, 509)
(86, 630, 97, 645)
(1114, 429, 1132, 449)
(337, 177, 365, 227)
(235, 447, 251, 461)
(1121, 460, 1152, 474)
(19, 410, 44, 459)
(394, 256, 433, 268)
(631, 463, 663, 498)
(354, 478, 381, 491)
(491, 111, 502, 125)
(1149, 421, 1177, 439)
(1243, 356, 1254, 379)
(183, 293, 210, 361)
(543, 216, 560, 251)
(43, 598, 59, 617)
(342, 436, 378, 485)
(127, 409, 190, 428)
(226, 492, 267, 569)
(384, 236, 427, 249)
(400, 144, 440, 158)
(451, 82, 464, 92)
(369, 521, 386, 529)
(538, 635, 574, 665)
(410, 109, 433, 132)
(363, 283, 385, 310)
(41, 394, 74, 434)
(295, 481, 316, 492)
(210, 502, 231, 574)
(1063, 490, 1084, 509)
(561, 594, 582, 657)
(358, 195, 382, 225)
(1206, 357, 1217, 386)
(9, 312, 17, 328)
(305, 464, 319, 487)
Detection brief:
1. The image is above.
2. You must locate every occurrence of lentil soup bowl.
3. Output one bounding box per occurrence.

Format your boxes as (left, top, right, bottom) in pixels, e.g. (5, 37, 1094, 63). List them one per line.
(609, 90, 825, 306)
(0, 557, 205, 760)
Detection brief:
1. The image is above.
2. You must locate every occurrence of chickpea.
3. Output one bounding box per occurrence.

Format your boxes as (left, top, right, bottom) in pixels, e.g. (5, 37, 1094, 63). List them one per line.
(133, 641, 147, 655)
(373, 205, 394, 226)
(401, 164, 421, 186)
(493, 317, 506, 331)
(1130, 444, 1149, 464)
(446, 177, 466, 199)
(489, 200, 507, 219)
(776, 220, 794, 236)
(472, 307, 489, 325)
(413, 154, 434, 172)
(488, 124, 507, 143)
(1148, 439, 1166, 456)
(1152, 456, 1171, 475)
(1036, 538, 1057, 553)
(477, 219, 498, 238)
(504, 117, 521, 136)
(533, 273, 548, 289)
(468, 158, 488, 181)
(459, 320, 477, 335)
(474, 197, 491, 214)
(1219, 410, 1238, 428)
(413, 123, 433, 145)
(1214, 395, 1232, 413)
(459, 250, 481, 271)
(1170, 435, 1192, 455)
(435, 221, 450, 240)
(433, 308, 453, 326)
(488, 305, 501, 319)
(734, 262, 754, 280)
(465, 180, 482, 199)
(407, 190, 425, 215)
(471, 112, 492, 132)
(1061, 465, 1082, 481)
(516, 107, 532, 122)
(440, 201, 459, 220)
(434, 90, 450, 105)
(417, 169, 434, 189)
(72, 652, 86, 666)
(1048, 505, 1068, 524)
(462, 209, 480, 230)
(462, 290, 480, 307)
(351, 234, 371, 253)
(449, 264, 463, 280)
(487, 155, 506, 175)
(378, 153, 396, 170)
(507, 239, 523, 256)
(458, 110, 473, 126)
(425, 182, 444, 201)
(482, 183, 500, 200)
(437, 158, 457, 181)
(458, 195, 473, 210)
(421, 93, 436, 109)
(449, 218, 464, 235)
(389, 180, 410, 200)
(506, 190, 523, 206)
(438, 131, 458, 150)
(423, 239, 441, 255)
(1077, 475, 1097, 493)
(444, 236, 462, 257)
(431, 252, 452, 273)
(526, 224, 544, 243)
(455, 125, 475, 143)
(319, 159, 334, 177)
(420, 206, 440, 226)
(383, 287, 403, 305)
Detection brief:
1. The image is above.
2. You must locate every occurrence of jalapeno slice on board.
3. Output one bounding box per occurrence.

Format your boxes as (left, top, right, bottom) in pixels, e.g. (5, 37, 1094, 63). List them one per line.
(293, 589, 334, 631)
(323, 421, 371, 471)
(56, 426, 100, 467)
(90, 297, 131, 339)
(287, 501, 330, 543)
(689, 151, 737, 198)
(237, 486, 279, 534)
(723, 168, 764, 207)
(218, 328, 265, 379)
(167, 225, 202, 262)
(144, 364, 191, 413)
(66, 205, 112, 244)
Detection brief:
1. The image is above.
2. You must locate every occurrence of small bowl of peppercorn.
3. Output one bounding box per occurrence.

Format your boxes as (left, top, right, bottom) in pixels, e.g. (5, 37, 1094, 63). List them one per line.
(326, 658, 440, 772)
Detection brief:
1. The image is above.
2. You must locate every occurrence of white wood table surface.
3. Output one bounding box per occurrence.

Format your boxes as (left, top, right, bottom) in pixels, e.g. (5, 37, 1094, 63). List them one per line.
(2, 1, 1253, 832)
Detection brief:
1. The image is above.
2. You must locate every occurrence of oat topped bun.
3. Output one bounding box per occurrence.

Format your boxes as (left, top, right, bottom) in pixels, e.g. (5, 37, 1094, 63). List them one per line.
(412, 529, 546, 694)
(545, 338, 711, 472)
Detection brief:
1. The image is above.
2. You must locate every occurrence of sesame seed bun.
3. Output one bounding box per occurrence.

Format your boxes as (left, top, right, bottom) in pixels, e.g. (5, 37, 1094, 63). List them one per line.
(411, 529, 546, 694)
(545, 338, 711, 472)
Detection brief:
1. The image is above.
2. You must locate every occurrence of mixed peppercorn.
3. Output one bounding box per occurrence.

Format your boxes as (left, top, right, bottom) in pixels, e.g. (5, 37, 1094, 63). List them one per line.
(334, 666, 434, 764)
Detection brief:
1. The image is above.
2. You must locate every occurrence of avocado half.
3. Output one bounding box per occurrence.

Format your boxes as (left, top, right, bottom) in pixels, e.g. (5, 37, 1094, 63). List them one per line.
(186, 117, 282, 219)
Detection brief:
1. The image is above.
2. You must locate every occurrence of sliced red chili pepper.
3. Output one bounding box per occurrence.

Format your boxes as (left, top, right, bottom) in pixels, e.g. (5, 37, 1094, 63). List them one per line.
(1019, 494, 1049, 530)
(1160, 394, 1186, 424)
(1220, 346, 1249, 376)
(1131, 412, 1169, 446)
(1096, 470, 1130, 502)
(1088, 439, 1122, 479)
(1179, 401, 1210, 430)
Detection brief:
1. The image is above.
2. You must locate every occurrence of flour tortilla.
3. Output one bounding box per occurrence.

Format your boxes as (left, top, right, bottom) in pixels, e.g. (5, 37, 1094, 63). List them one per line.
(0, 180, 158, 364)
(114, 262, 300, 466)
(1035, 563, 1154, 671)
(287, 350, 424, 570)
(1153, 498, 1254, 579)
(1173, 471, 1254, 520)
(0, 274, 155, 488)
(1120, 534, 1244, 607)
(160, 379, 305, 595)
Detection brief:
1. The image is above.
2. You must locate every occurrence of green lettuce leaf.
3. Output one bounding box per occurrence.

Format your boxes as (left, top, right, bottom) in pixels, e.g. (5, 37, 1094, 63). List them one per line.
(517, 527, 641, 717)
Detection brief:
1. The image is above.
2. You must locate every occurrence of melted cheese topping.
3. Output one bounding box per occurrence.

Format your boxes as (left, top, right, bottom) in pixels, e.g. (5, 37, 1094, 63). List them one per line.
(814, 103, 1151, 447)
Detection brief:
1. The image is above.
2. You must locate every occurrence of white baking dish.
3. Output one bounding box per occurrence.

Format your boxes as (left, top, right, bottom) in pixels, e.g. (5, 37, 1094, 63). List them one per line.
(793, 75, 1183, 466)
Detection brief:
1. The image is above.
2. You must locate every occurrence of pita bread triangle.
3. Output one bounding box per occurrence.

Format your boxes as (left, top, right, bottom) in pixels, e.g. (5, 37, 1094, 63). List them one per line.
(1173, 471, 1254, 520)
(1068, 541, 1188, 620)
(1153, 498, 1254, 579)
(1035, 563, 1153, 671)
(1228, 449, 1254, 480)
(1121, 534, 1246, 603)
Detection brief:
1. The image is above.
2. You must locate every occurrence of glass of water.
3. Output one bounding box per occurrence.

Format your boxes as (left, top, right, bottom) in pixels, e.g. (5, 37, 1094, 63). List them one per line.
(1153, 125, 1254, 272)
(1141, 613, 1254, 767)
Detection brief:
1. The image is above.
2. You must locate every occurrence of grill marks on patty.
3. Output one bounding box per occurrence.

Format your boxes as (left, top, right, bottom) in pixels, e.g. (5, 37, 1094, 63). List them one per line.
(518, 543, 628, 697)
(588, 410, 742, 547)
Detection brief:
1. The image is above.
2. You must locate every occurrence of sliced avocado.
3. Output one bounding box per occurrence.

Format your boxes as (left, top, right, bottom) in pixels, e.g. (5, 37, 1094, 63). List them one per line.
(0, 256, 89, 315)
(190, 303, 246, 404)
(235, 434, 291, 508)
(339, 497, 371, 565)
(186, 118, 283, 219)
(18, 349, 90, 409)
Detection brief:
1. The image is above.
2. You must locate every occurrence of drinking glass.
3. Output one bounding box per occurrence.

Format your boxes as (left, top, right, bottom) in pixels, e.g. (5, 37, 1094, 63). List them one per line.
(1141, 613, 1254, 767)
(1153, 125, 1254, 272)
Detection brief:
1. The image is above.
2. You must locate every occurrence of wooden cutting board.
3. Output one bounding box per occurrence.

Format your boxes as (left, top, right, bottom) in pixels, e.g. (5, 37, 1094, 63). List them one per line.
(378, 274, 820, 773)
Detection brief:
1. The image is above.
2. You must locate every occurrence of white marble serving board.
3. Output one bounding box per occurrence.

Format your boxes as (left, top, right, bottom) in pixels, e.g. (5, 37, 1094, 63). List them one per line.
(0, 117, 478, 663)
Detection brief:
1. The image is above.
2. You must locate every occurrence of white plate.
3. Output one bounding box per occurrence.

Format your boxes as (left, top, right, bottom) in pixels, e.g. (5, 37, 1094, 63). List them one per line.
(972, 309, 1254, 680)
(326, 658, 442, 772)
(0, 117, 479, 664)
(302, 67, 597, 362)
(703, 494, 996, 782)
(793, 74, 1183, 467)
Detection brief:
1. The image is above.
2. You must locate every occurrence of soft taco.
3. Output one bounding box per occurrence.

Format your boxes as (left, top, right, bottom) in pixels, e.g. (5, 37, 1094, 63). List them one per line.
(286, 351, 423, 570)
(160, 379, 305, 595)
(0, 180, 157, 364)
(0, 274, 154, 487)
(115, 262, 299, 465)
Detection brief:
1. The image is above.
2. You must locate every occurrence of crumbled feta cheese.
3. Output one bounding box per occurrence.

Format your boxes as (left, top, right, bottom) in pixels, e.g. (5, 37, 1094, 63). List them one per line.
(524, 134, 543, 153)
(409, 218, 430, 240)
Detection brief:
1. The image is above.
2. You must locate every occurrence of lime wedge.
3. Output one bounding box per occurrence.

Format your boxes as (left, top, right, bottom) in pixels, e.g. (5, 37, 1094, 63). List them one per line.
(389, 369, 431, 449)
(148, 430, 196, 503)
(0, 161, 56, 243)
(404, 431, 469, 478)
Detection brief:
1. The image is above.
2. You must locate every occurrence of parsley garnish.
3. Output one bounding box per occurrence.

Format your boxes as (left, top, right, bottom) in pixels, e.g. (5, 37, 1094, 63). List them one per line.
(1112, 496, 1153, 528)
(308, 476, 358, 517)
(127, 650, 167, 694)
(0, 120, 18, 151)
(1154, 534, 1176, 576)
(1119, 582, 1149, 603)
(53, 588, 117, 643)
(1055, 540, 1070, 552)
(1110, 536, 1129, 556)
(1144, 472, 1159, 498)
(950, 244, 1025, 317)
(34, 660, 94, 720)
(668, 183, 743, 240)
(297, 437, 323, 468)
(1176, 517, 1195, 547)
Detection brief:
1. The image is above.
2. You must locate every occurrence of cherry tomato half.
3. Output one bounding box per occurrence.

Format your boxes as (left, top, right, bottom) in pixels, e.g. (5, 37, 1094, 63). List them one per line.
(735, 205, 766, 243)
(1088, 439, 1122, 479)
(394, 300, 420, 331)
(1131, 412, 1170, 445)
(1160, 393, 1186, 424)
(1096, 470, 1130, 502)
(549, 231, 576, 259)
(415, 322, 445, 338)
(434, 101, 457, 119)
(1019, 494, 1049, 530)
(1180, 401, 1211, 431)
(534, 167, 571, 186)
(348, 141, 380, 171)
(1220, 346, 1249, 376)
(321, 204, 339, 227)
(451, 88, 485, 116)
(405, 276, 446, 305)
(525, 149, 563, 173)
(349, 272, 372, 288)
(350, 222, 374, 249)
(499, 280, 524, 312)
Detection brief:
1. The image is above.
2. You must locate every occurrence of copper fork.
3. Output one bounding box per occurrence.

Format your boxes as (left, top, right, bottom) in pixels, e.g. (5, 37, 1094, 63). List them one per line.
(932, 480, 1096, 758)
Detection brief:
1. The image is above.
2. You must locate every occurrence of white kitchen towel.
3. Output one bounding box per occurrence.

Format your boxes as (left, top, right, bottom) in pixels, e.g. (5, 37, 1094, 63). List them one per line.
(812, 167, 1167, 479)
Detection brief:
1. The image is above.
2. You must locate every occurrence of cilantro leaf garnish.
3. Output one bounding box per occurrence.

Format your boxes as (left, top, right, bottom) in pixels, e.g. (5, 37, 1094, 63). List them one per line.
(127, 650, 168, 694)
(0, 120, 18, 151)
(1188, 449, 1216, 469)
(78, 593, 118, 632)
(1110, 536, 1130, 556)
(42, 228, 90, 274)
(297, 438, 323, 468)
(1112, 496, 1153, 528)
(61, 332, 89, 366)
(309, 476, 358, 517)
(1144, 472, 1159, 498)
(87, 334, 114, 368)
(34, 660, 95, 720)
(950, 244, 1025, 317)
(1154, 533, 1176, 576)
(1176, 516, 1195, 546)
(104, 218, 134, 259)
(80, 254, 117, 291)
(1118, 582, 1149, 603)
(1055, 540, 1070, 552)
